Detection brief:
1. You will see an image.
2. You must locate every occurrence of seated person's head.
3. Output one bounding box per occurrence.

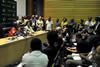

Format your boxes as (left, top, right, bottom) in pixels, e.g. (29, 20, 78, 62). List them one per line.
(82, 29, 88, 35)
(95, 17, 99, 22)
(47, 31, 58, 45)
(80, 19, 84, 23)
(48, 16, 51, 21)
(24, 16, 28, 19)
(56, 19, 59, 23)
(31, 38, 42, 51)
(88, 17, 92, 21)
(70, 18, 74, 22)
(75, 33, 82, 41)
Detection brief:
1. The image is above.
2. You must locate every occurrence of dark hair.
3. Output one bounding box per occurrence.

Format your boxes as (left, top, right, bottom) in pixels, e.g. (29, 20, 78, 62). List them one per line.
(47, 31, 58, 45)
(82, 29, 88, 34)
(80, 19, 84, 23)
(71, 18, 74, 22)
(56, 19, 59, 22)
(88, 17, 92, 21)
(76, 33, 82, 39)
(48, 16, 51, 21)
(31, 38, 42, 51)
(95, 17, 99, 22)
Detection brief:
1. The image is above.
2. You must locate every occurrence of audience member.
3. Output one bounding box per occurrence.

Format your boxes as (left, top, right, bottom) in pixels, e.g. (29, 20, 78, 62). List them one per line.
(42, 31, 58, 67)
(24, 21, 34, 35)
(65, 45, 96, 67)
(68, 18, 77, 34)
(77, 19, 85, 32)
(67, 33, 91, 53)
(46, 17, 53, 31)
(22, 38, 48, 67)
(36, 16, 43, 31)
(86, 26, 100, 49)
(55, 19, 61, 28)
(31, 15, 37, 31)
(81, 29, 89, 40)
(61, 17, 68, 29)
(41, 16, 46, 30)
(85, 17, 95, 27)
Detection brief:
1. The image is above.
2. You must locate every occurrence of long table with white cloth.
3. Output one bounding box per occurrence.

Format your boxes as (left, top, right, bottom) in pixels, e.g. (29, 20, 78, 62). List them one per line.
(0, 31, 47, 67)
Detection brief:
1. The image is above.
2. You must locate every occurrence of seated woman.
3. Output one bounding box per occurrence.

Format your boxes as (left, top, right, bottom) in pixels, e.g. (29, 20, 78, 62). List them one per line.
(24, 21, 34, 35)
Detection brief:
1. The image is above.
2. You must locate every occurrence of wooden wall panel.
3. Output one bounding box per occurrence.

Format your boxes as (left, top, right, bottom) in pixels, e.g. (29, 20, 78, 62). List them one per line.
(26, 0, 33, 16)
(44, 0, 100, 24)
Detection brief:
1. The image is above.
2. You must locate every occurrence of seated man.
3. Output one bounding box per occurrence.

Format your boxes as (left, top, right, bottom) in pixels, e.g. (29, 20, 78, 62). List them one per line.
(65, 46, 95, 67)
(67, 33, 91, 53)
(42, 31, 59, 67)
(85, 17, 95, 27)
(22, 38, 48, 67)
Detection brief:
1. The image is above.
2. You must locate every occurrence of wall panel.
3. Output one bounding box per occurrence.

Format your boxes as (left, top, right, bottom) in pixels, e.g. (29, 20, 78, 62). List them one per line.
(44, 0, 100, 24)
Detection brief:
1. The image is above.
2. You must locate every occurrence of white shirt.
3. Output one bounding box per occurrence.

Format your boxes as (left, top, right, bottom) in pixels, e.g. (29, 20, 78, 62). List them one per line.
(85, 21, 95, 26)
(24, 26, 34, 34)
(36, 20, 43, 30)
(22, 51, 48, 67)
(46, 20, 53, 31)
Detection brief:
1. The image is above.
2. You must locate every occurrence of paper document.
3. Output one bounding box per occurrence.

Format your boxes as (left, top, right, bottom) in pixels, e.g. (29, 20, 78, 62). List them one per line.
(17, 36, 24, 40)
(73, 56, 81, 60)
(17, 63, 24, 67)
(72, 53, 81, 60)
(73, 43, 77, 46)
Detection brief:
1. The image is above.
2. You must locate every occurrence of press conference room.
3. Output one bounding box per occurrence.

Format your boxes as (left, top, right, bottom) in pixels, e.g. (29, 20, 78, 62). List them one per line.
(0, 0, 100, 67)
